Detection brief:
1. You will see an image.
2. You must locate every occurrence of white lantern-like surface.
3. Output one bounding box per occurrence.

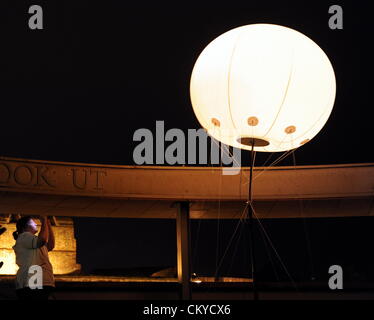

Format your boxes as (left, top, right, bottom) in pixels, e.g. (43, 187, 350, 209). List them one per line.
(190, 24, 336, 152)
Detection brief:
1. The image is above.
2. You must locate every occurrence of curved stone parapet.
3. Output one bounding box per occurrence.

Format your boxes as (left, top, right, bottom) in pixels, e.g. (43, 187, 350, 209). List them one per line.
(1, 156, 373, 200)
(0, 156, 373, 218)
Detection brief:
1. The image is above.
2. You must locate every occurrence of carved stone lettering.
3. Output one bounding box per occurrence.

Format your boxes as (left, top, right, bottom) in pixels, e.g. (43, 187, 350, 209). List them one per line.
(0, 163, 11, 184)
(0, 160, 109, 193)
(14, 165, 34, 186)
(34, 166, 56, 188)
(90, 169, 107, 190)
(72, 168, 88, 190)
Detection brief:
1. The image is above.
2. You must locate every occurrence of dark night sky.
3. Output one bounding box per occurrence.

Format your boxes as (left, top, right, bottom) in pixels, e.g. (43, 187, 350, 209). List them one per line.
(1, 1, 374, 281)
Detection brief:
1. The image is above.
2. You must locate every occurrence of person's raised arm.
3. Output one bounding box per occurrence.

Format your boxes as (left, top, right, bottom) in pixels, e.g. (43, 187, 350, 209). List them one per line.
(37, 216, 49, 248)
(46, 217, 55, 251)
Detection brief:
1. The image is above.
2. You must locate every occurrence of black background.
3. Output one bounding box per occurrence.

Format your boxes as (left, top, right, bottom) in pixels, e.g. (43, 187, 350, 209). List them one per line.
(1, 1, 374, 283)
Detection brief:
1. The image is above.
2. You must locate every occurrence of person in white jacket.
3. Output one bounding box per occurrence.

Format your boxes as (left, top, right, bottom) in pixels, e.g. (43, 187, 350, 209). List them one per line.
(12, 216, 55, 300)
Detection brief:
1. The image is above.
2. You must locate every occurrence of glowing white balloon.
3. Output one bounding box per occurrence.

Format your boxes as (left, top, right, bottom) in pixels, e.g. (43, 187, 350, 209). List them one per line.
(190, 24, 336, 152)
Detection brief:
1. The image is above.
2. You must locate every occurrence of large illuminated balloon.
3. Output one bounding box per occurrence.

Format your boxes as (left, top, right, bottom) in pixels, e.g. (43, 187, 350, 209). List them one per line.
(190, 24, 336, 152)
